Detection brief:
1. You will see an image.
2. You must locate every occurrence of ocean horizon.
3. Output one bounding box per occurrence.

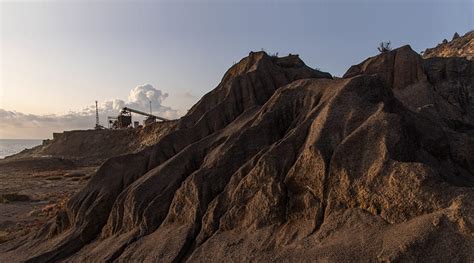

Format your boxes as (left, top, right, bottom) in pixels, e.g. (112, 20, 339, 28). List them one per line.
(0, 139, 43, 159)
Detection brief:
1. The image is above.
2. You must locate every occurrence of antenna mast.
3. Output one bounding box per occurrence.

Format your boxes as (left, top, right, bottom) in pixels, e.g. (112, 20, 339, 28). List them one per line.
(95, 100, 100, 129)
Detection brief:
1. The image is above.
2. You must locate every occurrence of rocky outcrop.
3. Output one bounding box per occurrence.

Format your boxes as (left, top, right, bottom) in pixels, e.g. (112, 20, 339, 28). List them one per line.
(344, 45, 427, 91)
(344, 45, 474, 180)
(345, 45, 473, 127)
(423, 30, 474, 60)
(1, 50, 472, 262)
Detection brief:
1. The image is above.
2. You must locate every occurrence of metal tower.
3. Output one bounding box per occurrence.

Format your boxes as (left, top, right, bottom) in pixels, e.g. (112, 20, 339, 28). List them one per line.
(95, 100, 101, 129)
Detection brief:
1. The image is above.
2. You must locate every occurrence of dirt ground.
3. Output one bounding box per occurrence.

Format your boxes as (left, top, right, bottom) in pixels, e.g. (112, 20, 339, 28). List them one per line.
(0, 157, 96, 243)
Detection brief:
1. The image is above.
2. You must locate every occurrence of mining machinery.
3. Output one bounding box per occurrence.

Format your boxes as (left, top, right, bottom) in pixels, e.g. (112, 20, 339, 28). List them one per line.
(108, 107, 168, 129)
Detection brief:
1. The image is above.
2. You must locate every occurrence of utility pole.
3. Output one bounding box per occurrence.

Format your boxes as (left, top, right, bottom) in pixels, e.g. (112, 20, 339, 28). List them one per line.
(149, 100, 152, 115)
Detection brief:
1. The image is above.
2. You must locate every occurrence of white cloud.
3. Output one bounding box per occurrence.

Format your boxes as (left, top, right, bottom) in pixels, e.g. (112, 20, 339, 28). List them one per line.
(180, 91, 196, 99)
(0, 84, 182, 139)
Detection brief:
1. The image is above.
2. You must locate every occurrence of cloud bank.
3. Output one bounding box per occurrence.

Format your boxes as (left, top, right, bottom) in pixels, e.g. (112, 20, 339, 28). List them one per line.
(0, 84, 182, 139)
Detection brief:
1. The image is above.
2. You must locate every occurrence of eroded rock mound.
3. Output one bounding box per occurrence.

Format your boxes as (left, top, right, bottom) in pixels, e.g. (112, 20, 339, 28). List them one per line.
(1, 50, 472, 262)
(9, 121, 177, 165)
(344, 45, 474, 183)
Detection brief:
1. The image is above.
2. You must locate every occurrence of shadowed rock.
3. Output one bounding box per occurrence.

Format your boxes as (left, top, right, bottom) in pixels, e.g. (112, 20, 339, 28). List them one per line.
(1, 50, 472, 262)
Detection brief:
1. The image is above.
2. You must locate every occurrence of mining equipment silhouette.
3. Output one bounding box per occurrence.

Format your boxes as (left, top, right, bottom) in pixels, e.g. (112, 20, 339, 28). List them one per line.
(105, 101, 169, 129)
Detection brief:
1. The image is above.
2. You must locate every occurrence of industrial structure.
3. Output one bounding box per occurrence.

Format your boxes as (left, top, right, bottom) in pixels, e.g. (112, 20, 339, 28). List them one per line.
(94, 99, 169, 130)
(108, 106, 169, 129)
(94, 101, 105, 130)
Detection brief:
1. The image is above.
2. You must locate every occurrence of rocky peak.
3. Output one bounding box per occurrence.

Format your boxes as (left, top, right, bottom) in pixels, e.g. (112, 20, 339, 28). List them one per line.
(423, 30, 474, 60)
(344, 43, 474, 137)
(343, 45, 427, 90)
(179, 51, 331, 130)
(453, 32, 460, 40)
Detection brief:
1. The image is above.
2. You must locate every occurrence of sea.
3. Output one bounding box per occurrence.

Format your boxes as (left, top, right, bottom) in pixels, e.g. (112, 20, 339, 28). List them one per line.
(0, 139, 43, 159)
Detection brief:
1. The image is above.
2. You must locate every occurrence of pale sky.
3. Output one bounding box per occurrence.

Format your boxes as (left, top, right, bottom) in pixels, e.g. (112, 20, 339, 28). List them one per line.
(0, 0, 473, 139)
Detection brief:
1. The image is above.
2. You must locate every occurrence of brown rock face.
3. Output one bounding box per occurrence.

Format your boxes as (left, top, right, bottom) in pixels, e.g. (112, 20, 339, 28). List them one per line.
(344, 45, 427, 91)
(1, 50, 473, 262)
(345, 45, 474, 126)
(344, 45, 474, 182)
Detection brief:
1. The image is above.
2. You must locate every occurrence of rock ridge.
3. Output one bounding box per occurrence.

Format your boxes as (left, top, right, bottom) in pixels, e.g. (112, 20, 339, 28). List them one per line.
(1, 48, 472, 262)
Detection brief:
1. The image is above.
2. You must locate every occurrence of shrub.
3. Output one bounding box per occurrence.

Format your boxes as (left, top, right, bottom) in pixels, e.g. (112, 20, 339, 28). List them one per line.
(378, 41, 391, 53)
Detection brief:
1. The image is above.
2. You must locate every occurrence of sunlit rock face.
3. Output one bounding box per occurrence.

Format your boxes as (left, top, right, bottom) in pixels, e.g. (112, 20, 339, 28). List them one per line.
(423, 31, 474, 60)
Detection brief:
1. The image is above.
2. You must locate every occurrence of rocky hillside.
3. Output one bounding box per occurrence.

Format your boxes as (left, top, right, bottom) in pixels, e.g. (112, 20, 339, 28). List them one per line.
(8, 121, 177, 165)
(423, 30, 473, 60)
(1, 49, 472, 262)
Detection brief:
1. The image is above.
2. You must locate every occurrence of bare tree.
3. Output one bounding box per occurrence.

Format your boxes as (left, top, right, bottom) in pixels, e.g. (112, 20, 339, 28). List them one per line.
(378, 41, 391, 53)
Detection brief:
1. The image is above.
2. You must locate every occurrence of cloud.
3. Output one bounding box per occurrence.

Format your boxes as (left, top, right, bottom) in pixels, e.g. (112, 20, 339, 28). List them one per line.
(180, 91, 196, 99)
(0, 84, 182, 139)
(128, 84, 168, 107)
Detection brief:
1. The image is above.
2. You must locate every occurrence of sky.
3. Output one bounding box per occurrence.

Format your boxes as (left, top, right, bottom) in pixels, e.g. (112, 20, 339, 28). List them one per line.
(0, 0, 472, 139)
